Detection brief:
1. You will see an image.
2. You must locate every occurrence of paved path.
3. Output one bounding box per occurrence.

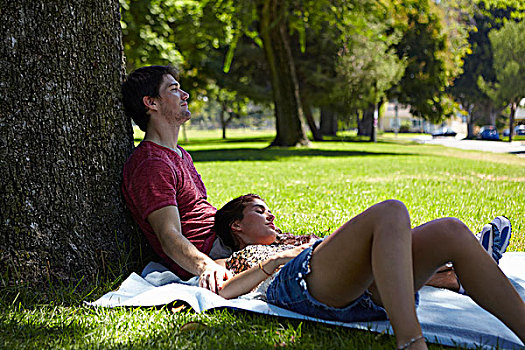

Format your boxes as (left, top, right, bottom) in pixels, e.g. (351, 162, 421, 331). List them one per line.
(414, 136, 525, 156)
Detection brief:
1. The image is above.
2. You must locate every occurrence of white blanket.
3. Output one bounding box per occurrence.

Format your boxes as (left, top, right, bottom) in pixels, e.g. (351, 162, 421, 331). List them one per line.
(90, 253, 525, 349)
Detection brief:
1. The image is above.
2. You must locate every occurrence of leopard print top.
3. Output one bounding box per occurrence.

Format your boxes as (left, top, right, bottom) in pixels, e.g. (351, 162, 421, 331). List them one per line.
(225, 233, 319, 275)
(225, 244, 295, 275)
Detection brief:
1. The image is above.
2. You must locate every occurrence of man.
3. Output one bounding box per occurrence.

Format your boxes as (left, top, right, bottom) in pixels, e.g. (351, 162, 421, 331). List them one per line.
(121, 65, 232, 293)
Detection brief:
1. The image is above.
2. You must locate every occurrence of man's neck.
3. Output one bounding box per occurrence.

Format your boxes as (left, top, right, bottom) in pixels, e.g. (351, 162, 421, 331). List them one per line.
(144, 123, 180, 150)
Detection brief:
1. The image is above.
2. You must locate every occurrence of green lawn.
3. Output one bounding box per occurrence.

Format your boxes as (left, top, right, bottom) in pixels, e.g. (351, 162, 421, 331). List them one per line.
(502, 135, 525, 142)
(2, 128, 524, 349)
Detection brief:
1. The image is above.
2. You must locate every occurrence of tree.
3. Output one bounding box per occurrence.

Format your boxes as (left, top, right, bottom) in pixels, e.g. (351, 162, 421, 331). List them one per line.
(337, 34, 406, 140)
(120, 0, 274, 139)
(213, 88, 249, 139)
(480, 20, 525, 142)
(204, 0, 357, 146)
(255, 0, 310, 146)
(390, 0, 466, 125)
(448, 0, 521, 138)
(334, 5, 406, 140)
(0, 0, 136, 290)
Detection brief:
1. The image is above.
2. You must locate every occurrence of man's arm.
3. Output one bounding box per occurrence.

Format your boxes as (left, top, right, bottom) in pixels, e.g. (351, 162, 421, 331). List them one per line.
(148, 205, 232, 293)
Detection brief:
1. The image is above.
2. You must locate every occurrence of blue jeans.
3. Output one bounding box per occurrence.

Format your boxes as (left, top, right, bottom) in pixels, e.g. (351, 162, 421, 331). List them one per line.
(266, 239, 390, 322)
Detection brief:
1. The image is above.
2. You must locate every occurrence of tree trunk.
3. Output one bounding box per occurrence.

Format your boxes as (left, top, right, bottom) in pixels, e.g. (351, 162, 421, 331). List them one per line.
(371, 101, 382, 143)
(509, 101, 516, 143)
(466, 105, 475, 139)
(259, 0, 309, 147)
(219, 103, 228, 139)
(0, 0, 137, 291)
(358, 108, 374, 137)
(489, 109, 497, 126)
(301, 96, 323, 141)
(320, 107, 337, 136)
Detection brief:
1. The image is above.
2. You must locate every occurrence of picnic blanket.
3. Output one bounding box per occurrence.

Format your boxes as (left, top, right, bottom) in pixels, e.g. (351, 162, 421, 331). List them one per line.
(90, 253, 525, 349)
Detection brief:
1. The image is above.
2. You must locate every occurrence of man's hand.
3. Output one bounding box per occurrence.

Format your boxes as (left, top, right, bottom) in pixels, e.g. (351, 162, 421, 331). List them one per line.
(148, 206, 232, 293)
(199, 264, 233, 293)
(425, 264, 460, 291)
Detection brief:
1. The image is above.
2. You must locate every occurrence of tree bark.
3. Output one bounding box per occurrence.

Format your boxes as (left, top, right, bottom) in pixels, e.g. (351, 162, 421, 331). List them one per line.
(219, 103, 228, 139)
(509, 101, 516, 143)
(320, 107, 337, 136)
(0, 0, 138, 291)
(466, 105, 476, 139)
(358, 107, 374, 137)
(301, 96, 323, 141)
(370, 100, 384, 143)
(259, 0, 309, 147)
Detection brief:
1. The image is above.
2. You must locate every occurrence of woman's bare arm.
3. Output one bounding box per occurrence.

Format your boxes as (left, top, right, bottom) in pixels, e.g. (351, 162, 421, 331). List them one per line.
(218, 244, 312, 299)
(218, 256, 282, 299)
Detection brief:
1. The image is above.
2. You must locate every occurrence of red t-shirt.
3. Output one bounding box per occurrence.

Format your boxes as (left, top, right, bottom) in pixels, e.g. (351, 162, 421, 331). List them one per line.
(122, 141, 216, 279)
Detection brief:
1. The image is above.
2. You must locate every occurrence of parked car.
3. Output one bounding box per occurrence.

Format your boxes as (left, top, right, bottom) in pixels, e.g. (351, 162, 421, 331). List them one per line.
(478, 125, 499, 140)
(503, 125, 525, 136)
(431, 127, 457, 138)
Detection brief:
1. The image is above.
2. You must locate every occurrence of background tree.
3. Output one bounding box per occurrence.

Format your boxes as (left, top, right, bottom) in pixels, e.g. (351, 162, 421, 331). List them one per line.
(390, 0, 465, 127)
(120, 0, 274, 136)
(336, 25, 406, 140)
(448, 0, 522, 138)
(290, 28, 339, 141)
(201, 0, 385, 146)
(0, 0, 136, 290)
(252, 0, 310, 146)
(479, 19, 525, 142)
(213, 88, 250, 139)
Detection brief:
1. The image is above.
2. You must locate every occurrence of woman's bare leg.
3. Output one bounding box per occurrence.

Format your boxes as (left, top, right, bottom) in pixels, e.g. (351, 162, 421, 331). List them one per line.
(410, 218, 525, 344)
(305, 200, 426, 349)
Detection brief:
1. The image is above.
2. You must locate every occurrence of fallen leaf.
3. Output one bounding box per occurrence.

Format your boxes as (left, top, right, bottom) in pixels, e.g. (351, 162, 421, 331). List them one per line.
(171, 305, 186, 313)
(180, 321, 207, 332)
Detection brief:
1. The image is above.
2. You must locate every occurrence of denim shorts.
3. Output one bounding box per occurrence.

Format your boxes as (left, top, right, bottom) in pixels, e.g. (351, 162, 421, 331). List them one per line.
(266, 239, 390, 323)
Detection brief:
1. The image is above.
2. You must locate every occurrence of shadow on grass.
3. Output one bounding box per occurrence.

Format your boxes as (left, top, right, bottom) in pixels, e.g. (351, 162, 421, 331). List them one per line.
(183, 136, 275, 145)
(135, 136, 276, 145)
(191, 147, 415, 162)
(0, 312, 94, 348)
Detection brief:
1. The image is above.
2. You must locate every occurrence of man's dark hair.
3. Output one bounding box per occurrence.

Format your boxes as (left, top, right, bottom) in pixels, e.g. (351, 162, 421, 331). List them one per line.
(121, 65, 179, 131)
(214, 194, 263, 251)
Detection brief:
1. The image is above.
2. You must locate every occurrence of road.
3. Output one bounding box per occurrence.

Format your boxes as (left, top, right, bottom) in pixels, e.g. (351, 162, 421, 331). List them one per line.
(414, 135, 525, 156)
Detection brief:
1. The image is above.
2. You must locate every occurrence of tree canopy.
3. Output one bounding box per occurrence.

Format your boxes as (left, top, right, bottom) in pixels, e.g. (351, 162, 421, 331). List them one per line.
(479, 19, 525, 141)
(448, 0, 523, 137)
(119, 0, 520, 142)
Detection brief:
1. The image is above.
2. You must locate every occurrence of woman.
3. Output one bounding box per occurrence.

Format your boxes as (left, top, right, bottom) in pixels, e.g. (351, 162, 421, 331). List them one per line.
(213, 194, 525, 350)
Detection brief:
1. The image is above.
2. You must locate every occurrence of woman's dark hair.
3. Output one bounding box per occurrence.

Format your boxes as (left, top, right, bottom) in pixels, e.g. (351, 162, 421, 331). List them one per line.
(121, 65, 179, 131)
(214, 194, 263, 251)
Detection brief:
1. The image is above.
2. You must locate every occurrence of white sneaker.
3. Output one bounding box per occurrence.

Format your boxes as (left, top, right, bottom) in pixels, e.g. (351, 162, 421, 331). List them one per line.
(477, 223, 495, 262)
(491, 216, 512, 263)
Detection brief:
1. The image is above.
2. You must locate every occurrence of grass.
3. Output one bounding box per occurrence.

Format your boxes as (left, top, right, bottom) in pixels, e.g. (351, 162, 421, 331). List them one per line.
(2, 127, 524, 349)
(502, 135, 525, 142)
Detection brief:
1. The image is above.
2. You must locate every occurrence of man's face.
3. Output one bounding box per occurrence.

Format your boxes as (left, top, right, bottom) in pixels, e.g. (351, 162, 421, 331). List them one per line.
(155, 74, 191, 125)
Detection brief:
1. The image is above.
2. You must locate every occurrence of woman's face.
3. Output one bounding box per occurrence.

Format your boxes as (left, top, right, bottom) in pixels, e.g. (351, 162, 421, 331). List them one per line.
(232, 198, 277, 249)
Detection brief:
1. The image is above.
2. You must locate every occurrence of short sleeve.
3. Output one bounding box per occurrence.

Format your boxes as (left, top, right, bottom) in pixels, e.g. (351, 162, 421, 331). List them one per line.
(128, 158, 178, 221)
